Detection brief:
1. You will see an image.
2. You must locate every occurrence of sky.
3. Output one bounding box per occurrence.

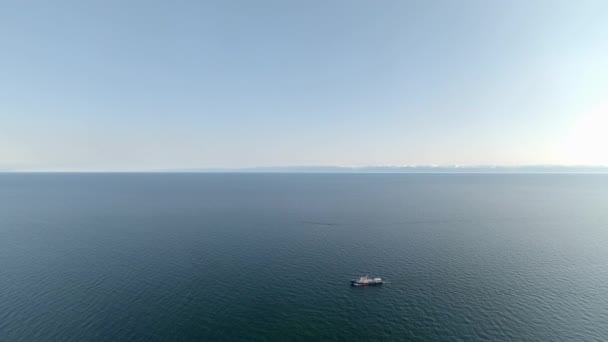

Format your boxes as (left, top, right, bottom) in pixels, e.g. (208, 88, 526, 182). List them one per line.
(1, 0, 607, 171)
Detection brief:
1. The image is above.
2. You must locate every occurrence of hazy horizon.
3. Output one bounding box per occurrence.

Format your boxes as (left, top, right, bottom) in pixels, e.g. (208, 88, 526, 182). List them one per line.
(3, 164, 608, 173)
(2, 0, 607, 170)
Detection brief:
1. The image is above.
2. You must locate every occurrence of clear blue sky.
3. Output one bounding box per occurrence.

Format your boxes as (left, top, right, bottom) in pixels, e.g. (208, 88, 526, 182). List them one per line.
(1, 0, 607, 171)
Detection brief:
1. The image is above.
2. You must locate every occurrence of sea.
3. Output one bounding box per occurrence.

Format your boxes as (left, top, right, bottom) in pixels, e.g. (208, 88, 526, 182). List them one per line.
(1, 173, 607, 341)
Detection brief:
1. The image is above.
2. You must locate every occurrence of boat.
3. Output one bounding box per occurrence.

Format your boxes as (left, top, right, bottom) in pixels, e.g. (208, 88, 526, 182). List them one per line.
(351, 275, 383, 286)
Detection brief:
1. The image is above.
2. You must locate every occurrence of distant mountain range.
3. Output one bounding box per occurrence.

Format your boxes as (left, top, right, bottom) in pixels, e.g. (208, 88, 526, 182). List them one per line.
(170, 165, 608, 173)
(3, 165, 608, 173)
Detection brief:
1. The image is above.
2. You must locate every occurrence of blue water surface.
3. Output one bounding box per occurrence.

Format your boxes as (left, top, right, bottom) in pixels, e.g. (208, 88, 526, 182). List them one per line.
(1, 173, 607, 341)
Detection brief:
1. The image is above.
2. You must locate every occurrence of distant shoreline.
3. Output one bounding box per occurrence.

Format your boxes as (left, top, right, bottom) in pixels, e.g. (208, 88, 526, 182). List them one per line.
(2, 166, 608, 174)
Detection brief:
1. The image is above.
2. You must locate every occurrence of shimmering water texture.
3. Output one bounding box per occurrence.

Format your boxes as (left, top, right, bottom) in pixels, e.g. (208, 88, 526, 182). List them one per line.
(1, 174, 608, 341)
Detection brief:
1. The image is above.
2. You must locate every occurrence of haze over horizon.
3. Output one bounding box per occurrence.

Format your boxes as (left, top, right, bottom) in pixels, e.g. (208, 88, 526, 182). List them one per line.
(2, 0, 608, 171)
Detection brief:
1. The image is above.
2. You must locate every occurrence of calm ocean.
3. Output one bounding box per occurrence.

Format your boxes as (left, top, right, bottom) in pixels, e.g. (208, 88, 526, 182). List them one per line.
(1, 173, 607, 341)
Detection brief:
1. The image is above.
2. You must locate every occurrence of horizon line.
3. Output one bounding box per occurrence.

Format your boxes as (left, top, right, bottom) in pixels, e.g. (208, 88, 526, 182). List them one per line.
(3, 165, 608, 173)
